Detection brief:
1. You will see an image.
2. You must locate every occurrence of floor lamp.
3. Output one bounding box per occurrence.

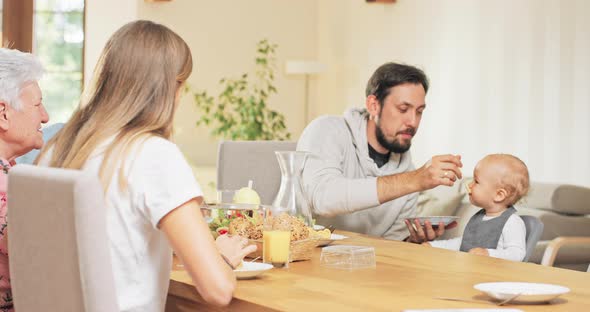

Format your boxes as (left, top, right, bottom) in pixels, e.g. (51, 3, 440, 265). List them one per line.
(285, 60, 326, 125)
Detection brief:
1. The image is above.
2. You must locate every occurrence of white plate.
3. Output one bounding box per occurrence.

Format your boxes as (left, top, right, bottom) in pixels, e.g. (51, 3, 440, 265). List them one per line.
(317, 233, 348, 247)
(405, 216, 459, 226)
(474, 282, 570, 303)
(234, 262, 273, 279)
(403, 309, 524, 312)
(313, 224, 325, 230)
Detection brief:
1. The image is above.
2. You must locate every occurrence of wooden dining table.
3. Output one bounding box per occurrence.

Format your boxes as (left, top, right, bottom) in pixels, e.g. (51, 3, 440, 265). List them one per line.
(166, 231, 590, 311)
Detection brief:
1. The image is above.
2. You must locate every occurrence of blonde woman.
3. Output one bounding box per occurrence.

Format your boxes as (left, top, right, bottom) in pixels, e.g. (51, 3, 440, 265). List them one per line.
(37, 21, 255, 310)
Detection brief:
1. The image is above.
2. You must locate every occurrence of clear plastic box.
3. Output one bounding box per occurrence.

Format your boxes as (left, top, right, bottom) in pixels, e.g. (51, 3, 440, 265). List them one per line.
(320, 245, 376, 270)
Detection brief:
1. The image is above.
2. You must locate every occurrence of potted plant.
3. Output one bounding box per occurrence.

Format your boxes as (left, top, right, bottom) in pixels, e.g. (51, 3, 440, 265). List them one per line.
(189, 39, 291, 141)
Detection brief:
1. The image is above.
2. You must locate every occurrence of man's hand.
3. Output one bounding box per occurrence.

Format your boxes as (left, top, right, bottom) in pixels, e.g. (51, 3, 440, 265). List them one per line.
(376, 155, 462, 204)
(468, 247, 489, 256)
(415, 154, 463, 189)
(405, 219, 458, 243)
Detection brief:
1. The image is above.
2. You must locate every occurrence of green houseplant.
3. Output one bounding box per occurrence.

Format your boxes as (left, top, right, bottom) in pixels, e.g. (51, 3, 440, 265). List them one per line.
(190, 39, 291, 140)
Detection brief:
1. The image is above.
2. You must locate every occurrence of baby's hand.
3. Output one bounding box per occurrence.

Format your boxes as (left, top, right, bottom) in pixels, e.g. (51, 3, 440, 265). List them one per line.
(468, 247, 489, 256)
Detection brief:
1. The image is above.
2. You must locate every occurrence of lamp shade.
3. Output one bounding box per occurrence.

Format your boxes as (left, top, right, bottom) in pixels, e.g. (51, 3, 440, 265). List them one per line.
(285, 60, 326, 75)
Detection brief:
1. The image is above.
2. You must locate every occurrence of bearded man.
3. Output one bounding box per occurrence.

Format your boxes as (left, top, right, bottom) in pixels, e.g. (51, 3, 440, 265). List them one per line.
(297, 62, 462, 242)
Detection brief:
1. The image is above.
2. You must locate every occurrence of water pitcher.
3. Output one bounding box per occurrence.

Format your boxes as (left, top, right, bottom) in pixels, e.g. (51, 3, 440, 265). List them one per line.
(272, 151, 313, 226)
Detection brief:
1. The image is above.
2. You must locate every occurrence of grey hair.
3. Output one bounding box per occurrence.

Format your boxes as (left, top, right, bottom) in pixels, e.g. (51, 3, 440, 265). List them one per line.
(0, 48, 44, 110)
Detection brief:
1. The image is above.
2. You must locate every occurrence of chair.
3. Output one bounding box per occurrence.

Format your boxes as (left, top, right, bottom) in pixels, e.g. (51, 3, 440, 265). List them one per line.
(521, 215, 544, 262)
(8, 164, 118, 311)
(217, 141, 297, 205)
(540, 236, 590, 271)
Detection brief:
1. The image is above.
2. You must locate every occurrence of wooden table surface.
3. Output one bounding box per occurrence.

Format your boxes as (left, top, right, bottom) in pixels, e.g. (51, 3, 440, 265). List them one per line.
(167, 231, 590, 311)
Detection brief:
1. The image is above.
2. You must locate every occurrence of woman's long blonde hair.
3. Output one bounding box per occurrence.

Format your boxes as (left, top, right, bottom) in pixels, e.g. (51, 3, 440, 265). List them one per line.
(37, 20, 193, 191)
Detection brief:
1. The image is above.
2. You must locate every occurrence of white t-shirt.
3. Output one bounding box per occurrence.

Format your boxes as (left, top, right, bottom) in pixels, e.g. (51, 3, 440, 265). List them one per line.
(429, 214, 527, 262)
(39, 136, 202, 312)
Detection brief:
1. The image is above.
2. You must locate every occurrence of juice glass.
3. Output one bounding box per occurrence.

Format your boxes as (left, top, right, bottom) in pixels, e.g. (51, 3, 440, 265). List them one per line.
(262, 217, 291, 268)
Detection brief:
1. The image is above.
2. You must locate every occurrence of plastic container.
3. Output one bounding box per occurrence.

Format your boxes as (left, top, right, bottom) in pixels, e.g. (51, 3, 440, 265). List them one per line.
(320, 245, 376, 270)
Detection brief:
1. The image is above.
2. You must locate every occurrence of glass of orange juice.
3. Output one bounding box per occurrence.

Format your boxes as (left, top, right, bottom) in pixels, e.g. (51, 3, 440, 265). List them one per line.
(262, 214, 291, 268)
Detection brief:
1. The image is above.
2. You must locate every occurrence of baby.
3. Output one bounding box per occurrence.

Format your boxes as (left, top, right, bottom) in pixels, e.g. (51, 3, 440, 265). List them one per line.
(425, 154, 529, 262)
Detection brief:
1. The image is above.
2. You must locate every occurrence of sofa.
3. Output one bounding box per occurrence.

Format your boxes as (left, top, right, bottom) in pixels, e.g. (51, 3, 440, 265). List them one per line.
(417, 179, 590, 271)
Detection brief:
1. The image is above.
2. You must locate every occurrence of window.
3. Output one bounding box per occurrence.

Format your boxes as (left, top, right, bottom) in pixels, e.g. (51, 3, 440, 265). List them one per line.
(34, 0, 85, 122)
(0, 1, 3, 44)
(2, 0, 85, 124)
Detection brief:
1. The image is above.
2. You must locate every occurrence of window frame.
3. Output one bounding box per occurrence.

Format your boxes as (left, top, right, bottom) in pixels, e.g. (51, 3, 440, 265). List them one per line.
(2, 0, 34, 52)
(2, 0, 86, 86)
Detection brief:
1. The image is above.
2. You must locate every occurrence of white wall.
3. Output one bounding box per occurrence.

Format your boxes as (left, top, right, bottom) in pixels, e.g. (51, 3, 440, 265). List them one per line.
(316, 0, 590, 187)
(85, 0, 317, 199)
(84, 0, 139, 85)
(84, 0, 590, 188)
(139, 0, 318, 167)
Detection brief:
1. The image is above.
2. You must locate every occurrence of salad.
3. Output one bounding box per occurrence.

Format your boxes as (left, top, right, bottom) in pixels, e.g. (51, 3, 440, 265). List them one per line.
(208, 209, 261, 238)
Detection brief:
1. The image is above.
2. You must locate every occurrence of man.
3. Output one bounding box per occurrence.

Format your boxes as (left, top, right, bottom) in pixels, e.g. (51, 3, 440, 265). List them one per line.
(297, 62, 462, 242)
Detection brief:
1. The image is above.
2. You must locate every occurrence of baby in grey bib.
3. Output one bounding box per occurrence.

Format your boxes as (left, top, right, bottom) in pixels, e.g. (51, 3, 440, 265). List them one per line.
(424, 154, 530, 262)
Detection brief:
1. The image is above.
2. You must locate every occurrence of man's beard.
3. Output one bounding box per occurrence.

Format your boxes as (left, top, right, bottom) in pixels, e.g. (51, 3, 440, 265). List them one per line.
(374, 116, 415, 154)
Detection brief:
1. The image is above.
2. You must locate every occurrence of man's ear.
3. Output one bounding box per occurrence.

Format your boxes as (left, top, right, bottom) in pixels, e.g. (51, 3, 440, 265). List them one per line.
(493, 188, 508, 203)
(0, 101, 10, 131)
(365, 95, 381, 120)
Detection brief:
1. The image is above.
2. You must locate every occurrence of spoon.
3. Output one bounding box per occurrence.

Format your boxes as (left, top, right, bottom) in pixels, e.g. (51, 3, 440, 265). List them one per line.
(434, 293, 522, 306)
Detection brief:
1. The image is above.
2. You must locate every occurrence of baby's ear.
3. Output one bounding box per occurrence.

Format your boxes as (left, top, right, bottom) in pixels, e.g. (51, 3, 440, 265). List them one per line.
(493, 188, 508, 203)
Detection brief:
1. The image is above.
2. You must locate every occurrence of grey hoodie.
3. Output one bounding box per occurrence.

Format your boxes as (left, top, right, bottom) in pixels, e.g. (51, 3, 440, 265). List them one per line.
(297, 108, 418, 240)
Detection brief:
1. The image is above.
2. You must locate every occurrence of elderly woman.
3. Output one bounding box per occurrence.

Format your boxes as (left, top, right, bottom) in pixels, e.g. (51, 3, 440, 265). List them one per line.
(0, 48, 50, 310)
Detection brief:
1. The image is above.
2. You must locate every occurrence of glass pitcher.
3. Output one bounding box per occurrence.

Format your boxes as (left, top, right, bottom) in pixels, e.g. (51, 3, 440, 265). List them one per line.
(271, 151, 313, 226)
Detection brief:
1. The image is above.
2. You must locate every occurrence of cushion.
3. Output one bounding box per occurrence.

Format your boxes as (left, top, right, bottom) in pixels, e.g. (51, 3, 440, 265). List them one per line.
(416, 192, 465, 218)
(524, 183, 590, 216)
(416, 180, 466, 217)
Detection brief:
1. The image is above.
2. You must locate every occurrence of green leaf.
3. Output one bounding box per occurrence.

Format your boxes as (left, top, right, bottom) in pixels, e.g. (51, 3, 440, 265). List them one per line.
(187, 39, 290, 141)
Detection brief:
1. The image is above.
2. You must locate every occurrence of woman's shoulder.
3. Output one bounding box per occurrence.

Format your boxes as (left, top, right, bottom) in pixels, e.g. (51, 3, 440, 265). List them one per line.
(141, 136, 178, 150)
(128, 136, 197, 189)
(132, 136, 187, 166)
(138, 136, 183, 157)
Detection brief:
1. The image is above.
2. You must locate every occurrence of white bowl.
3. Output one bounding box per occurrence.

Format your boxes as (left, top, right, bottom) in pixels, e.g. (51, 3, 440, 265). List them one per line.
(234, 262, 273, 279)
(474, 282, 570, 303)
